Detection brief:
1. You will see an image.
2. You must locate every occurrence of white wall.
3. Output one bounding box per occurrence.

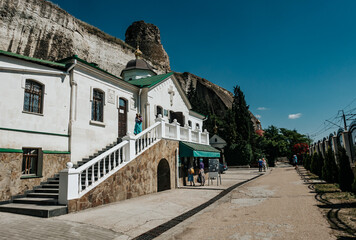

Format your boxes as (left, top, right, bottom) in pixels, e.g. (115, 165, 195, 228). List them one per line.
(188, 115, 204, 132)
(70, 67, 138, 163)
(0, 56, 70, 151)
(147, 77, 190, 127)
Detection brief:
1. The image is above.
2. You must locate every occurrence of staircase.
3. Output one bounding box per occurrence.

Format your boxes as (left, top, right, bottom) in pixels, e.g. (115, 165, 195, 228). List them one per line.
(0, 174, 66, 218)
(0, 138, 122, 218)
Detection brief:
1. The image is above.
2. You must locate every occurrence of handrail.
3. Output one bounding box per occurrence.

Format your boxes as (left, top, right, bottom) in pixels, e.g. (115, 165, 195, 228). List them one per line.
(132, 121, 161, 140)
(75, 140, 128, 173)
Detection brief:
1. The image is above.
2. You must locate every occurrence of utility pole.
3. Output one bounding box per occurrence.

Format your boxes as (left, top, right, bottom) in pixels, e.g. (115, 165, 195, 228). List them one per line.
(342, 110, 347, 131)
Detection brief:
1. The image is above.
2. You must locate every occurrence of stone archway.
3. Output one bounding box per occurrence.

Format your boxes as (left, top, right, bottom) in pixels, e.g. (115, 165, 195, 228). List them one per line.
(157, 159, 171, 192)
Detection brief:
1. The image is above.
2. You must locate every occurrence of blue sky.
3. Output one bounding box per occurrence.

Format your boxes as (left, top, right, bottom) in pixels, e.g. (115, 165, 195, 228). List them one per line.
(50, 0, 356, 140)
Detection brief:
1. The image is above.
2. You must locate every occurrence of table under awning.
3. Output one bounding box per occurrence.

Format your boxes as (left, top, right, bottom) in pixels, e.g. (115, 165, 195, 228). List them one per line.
(179, 141, 221, 158)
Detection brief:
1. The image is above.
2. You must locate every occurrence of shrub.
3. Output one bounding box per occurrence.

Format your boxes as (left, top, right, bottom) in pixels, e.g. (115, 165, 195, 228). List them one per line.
(304, 154, 311, 170)
(310, 153, 322, 176)
(338, 148, 354, 192)
(321, 147, 338, 183)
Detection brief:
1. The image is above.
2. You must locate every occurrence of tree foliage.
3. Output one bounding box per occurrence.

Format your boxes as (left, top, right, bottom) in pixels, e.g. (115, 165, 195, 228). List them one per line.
(338, 148, 354, 192)
(321, 147, 338, 183)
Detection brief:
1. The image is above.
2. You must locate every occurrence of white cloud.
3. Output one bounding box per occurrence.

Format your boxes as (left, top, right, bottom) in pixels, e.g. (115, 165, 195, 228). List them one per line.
(257, 107, 268, 111)
(288, 113, 302, 119)
(255, 114, 261, 119)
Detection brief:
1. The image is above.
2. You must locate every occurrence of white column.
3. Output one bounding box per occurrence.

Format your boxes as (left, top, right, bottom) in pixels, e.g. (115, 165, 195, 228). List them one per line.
(188, 127, 192, 142)
(173, 119, 180, 140)
(204, 129, 209, 145)
(58, 162, 79, 204)
(155, 114, 165, 138)
(123, 131, 136, 162)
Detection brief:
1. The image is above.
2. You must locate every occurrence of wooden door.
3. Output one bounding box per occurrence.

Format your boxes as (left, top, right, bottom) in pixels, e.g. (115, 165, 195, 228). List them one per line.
(118, 98, 127, 138)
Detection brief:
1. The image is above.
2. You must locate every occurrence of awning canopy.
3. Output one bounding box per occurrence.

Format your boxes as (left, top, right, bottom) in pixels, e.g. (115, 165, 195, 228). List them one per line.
(179, 141, 221, 158)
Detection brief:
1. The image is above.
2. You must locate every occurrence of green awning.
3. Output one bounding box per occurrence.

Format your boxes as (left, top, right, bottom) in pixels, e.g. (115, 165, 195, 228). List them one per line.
(179, 141, 221, 158)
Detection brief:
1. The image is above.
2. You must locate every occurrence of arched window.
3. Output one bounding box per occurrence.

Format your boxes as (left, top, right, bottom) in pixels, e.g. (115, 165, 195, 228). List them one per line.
(92, 89, 104, 122)
(196, 123, 200, 130)
(188, 120, 192, 127)
(156, 106, 163, 117)
(24, 80, 43, 114)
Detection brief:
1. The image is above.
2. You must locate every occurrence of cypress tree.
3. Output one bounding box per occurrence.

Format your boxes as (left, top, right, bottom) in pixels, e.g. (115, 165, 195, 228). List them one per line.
(231, 86, 254, 165)
(322, 147, 338, 183)
(338, 148, 354, 192)
(310, 153, 319, 175)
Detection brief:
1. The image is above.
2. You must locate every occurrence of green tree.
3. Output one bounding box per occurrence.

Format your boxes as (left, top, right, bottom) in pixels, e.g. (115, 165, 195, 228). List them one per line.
(321, 147, 338, 183)
(338, 148, 354, 192)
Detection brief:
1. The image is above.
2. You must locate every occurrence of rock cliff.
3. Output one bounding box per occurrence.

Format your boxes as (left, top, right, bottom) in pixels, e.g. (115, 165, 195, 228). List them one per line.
(0, 0, 234, 117)
(0, 0, 167, 75)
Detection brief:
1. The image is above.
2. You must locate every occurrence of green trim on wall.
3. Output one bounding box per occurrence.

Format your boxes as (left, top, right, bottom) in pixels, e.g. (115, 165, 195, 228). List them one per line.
(0, 127, 69, 137)
(0, 148, 23, 153)
(42, 150, 70, 154)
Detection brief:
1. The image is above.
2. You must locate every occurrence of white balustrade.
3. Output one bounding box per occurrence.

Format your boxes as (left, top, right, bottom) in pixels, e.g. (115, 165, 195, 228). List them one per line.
(59, 116, 210, 203)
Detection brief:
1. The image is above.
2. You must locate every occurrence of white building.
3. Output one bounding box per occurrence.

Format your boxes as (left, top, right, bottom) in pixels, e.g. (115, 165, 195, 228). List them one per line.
(0, 48, 208, 204)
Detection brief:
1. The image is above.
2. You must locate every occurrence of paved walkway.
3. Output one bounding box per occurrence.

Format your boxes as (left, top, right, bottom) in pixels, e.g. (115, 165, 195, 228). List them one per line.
(156, 162, 336, 240)
(0, 168, 262, 240)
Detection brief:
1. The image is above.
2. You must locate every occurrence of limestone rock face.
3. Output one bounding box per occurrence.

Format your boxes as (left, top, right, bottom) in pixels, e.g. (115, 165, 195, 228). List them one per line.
(125, 20, 170, 72)
(0, 0, 166, 75)
(0, 0, 234, 116)
(174, 72, 233, 117)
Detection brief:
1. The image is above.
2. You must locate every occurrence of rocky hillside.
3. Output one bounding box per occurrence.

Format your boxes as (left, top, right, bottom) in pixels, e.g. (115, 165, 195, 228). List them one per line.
(0, 0, 235, 119)
(0, 0, 168, 75)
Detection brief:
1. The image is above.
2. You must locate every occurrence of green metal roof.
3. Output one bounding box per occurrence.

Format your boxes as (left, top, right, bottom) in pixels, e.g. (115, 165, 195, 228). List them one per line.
(58, 55, 124, 80)
(128, 72, 174, 88)
(0, 50, 67, 69)
(179, 141, 221, 158)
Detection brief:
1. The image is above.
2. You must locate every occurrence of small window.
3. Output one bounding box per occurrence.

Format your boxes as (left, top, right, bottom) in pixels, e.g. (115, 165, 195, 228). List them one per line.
(164, 109, 168, 117)
(92, 89, 104, 122)
(22, 148, 42, 176)
(156, 106, 163, 117)
(188, 121, 192, 127)
(24, 80, 43, 114)
(196, 123, 200, 130)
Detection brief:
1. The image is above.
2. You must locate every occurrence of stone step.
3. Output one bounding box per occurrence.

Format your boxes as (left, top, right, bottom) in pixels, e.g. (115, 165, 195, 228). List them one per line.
(0, 203, 67, 218)
(27, 192, 59, 199)
(13, 197, 58, 205)
(47, 179, 59, 184)
(34, 188, 59, 193)
(40, 183, 59, 188)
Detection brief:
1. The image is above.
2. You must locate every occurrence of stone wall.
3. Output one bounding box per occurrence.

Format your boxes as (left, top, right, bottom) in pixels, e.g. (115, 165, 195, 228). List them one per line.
(0, 152, 69, 202)
(68, 139, 179, 213)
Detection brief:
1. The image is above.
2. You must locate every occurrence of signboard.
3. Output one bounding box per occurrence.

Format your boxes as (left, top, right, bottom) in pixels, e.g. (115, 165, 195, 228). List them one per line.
(209, 158, 219, 179)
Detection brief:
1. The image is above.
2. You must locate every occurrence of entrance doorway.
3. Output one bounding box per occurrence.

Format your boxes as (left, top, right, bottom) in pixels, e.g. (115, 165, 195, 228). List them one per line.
(118, 98, 127, 138)
(157, 159, 171, 192)
(169, 111, 185, 126)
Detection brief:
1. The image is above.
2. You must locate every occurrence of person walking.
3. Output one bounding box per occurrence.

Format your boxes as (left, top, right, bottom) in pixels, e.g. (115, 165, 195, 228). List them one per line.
(262, 158, 267, 172)
(188, 167, 195, 186)
(199, 158, 205, 186)
(293, 155, 298, 169)
(134, 113, 143, 135)
(258, 159, 263, 172)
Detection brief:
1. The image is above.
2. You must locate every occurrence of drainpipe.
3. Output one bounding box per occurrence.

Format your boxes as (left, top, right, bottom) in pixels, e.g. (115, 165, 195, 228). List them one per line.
(68, 60, 77, 157)
(138, 89, 142, 114)
(176, 148, 180, 188)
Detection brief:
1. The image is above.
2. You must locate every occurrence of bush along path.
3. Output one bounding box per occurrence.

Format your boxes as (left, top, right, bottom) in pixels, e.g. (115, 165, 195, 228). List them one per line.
(297, 166, 356, 239)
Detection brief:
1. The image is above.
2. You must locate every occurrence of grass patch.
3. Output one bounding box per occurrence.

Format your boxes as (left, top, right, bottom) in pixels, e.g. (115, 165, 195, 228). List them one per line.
(314, 183, 340, 193)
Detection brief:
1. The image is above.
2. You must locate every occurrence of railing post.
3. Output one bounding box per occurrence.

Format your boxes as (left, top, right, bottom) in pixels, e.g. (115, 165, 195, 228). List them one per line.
(203, 129, 209, 145)
(197, 127, 202, 143)
(188, 126, 192, 142)
(173, 119, 180, 140)
(155, 114, 165, 138)
(59, 162, 79, 204)
(123, 131, 136, 162)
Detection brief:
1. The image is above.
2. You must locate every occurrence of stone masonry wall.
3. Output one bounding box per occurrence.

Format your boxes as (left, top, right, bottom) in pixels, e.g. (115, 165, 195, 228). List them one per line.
(68, 139, 179, 213)
(0, 152, 69, 202)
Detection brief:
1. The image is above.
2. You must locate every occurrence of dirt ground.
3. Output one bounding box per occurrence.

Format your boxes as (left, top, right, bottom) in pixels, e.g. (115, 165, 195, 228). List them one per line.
(157, 162, 336, 240)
